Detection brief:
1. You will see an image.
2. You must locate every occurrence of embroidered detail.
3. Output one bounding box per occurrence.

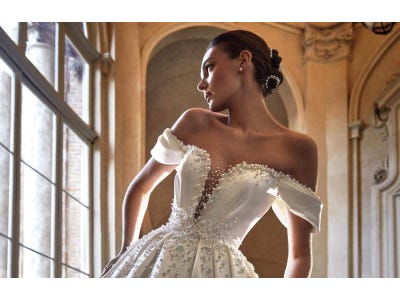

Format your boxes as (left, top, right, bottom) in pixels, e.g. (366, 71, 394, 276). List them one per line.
(166, 201, 242, 249)
(165, 128, 321, 212)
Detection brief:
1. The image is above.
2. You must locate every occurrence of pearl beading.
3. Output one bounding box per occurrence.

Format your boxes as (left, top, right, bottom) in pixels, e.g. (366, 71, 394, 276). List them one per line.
(104, 128, 321, 277)
(165, 128, 321, 203)
(165, 201, 242, 249)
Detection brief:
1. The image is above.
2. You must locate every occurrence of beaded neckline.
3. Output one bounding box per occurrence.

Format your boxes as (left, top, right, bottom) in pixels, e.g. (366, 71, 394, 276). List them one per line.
(165, 128, 320, 199)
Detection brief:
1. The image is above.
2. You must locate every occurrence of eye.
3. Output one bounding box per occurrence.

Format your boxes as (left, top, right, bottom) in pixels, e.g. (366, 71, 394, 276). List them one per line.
(205, 63, 214, 72)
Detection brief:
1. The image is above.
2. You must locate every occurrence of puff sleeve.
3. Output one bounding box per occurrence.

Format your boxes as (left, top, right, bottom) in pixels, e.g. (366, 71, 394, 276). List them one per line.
(150, 128, 186, 165)
(268, 175, 323, 232)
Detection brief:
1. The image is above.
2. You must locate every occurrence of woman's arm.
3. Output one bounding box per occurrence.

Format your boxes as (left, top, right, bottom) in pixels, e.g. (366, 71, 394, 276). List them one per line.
(119, 158, 177, 252)
(284, 211, 313, 277)
(284, 134, 318, 278)
(101, 158, 176, 276)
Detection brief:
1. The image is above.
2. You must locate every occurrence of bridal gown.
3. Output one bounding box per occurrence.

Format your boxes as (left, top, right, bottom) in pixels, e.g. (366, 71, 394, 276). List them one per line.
(101, 128, 323, 278)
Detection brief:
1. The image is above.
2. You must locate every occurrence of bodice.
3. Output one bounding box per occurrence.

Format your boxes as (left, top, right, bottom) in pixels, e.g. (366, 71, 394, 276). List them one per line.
(150, 128, 323, 249)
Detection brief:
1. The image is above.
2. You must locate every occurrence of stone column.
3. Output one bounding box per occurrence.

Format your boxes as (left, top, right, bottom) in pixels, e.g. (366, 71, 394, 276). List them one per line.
(349, 120, 365, 277)
(303, 23, 352, 277)
(114, 23, 143, 253)
(21, 23, 55, 277)
(0, 70, 12, 277)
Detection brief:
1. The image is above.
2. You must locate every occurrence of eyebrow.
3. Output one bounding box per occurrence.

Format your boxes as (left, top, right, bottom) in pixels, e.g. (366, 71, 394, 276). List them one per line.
(202, 57, 214, 69)
(200, 57, 214, 78)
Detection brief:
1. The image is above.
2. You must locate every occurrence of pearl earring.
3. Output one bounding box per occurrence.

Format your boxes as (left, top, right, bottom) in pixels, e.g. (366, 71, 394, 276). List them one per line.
(239, 67, 243, 72)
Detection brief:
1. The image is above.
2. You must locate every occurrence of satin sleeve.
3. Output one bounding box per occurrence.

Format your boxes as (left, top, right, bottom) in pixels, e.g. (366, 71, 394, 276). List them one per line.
(150, 128, 186, 165)
(267, 175, 323, 232)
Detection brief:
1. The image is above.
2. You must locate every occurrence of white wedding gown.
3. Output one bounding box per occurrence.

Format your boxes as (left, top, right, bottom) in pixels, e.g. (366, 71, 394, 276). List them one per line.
(101, 128, 322, 278)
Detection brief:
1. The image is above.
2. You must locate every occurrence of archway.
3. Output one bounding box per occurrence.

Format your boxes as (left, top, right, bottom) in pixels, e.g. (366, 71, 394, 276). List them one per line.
(144, 25, 306, 277)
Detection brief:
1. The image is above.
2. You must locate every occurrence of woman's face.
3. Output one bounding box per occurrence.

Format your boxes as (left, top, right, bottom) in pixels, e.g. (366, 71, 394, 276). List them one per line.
(197, 46, 241, 112)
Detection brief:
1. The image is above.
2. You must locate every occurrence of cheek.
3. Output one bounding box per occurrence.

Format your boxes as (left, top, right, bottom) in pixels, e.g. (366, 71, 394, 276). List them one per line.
(210, 70, 231, 88)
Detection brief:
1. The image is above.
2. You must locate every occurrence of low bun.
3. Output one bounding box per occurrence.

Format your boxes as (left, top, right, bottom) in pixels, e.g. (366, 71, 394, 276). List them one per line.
(261, 48, 283, 96)
(270, 49, 282, 69)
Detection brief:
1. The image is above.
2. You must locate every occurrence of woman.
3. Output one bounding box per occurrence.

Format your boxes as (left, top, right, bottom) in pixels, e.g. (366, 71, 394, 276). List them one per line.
(101, 29, 322, 278)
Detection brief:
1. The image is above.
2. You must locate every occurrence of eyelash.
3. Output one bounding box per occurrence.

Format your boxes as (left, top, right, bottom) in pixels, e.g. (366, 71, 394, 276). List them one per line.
(205, 64, 214, 71)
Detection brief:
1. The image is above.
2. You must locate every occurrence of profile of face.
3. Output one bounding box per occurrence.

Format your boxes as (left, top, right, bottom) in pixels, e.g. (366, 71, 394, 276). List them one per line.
(197, 45, 242, 112)
(197, 30, 284, 108)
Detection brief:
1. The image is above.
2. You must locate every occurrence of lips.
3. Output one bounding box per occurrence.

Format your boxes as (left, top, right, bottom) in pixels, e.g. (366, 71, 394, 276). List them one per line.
(205, 92, 213, 103)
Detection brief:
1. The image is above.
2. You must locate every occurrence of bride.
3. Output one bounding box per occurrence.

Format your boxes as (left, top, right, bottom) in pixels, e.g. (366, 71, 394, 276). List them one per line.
(101, 29, 322, 278)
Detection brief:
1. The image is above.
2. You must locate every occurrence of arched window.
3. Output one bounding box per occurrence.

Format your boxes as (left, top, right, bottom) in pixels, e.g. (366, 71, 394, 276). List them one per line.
(0, 22, 100, 278)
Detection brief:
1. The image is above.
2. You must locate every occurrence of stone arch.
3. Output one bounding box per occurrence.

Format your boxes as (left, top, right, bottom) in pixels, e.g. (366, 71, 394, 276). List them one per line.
(349, 25, 400, 122)
(141, 22, 306, 133)
(142, 23, 309, 277)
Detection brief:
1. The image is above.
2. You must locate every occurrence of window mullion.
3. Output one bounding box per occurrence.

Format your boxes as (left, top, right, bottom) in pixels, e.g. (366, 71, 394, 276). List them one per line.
(63, 23, 101, 63)
(0, 27, 97, 144)
(50, 23, 64, 278)
(7, 22, 27, 278)
(7, 70, 21, 278)
(51, 114, 63, 277)
(88, 143, 94, 277)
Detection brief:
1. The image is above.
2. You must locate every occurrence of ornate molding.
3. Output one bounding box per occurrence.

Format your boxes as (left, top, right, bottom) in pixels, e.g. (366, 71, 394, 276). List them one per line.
(349, 25, 400, 121)
(304, 23, 352, 62)
(349, 120, 365, 140)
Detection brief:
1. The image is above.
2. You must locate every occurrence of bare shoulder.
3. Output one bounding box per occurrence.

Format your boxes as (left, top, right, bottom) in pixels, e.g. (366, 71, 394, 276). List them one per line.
(286, 130, 318, 157)
(170, 108, 223, 142)
(283, 130, 318, 191)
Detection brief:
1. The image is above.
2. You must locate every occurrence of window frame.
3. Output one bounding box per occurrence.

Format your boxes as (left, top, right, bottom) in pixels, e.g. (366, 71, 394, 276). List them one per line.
(0, 22, 101, 278)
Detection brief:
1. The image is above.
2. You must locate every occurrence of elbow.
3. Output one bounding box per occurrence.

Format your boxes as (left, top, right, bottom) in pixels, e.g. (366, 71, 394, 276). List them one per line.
(125, 179, 151, 200)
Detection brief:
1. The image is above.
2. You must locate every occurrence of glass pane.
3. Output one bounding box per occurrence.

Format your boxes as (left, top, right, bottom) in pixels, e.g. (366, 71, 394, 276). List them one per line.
(0, 146, 11, 239)
(26, 22, 56, 87)
(21, 84, 55, 181)
(63, 124, 89, 205)
(0, 22, 18, 44)
(62, 193, 89, 274)
(0, 59, 13, 249)
(0, 57, 13, 151)
(19, 246, 51, 278)
(0, 235, 9, 277)
(64, 36, 89, 123)
(62, 264, 89, 278)
(20, 160, 54, 258)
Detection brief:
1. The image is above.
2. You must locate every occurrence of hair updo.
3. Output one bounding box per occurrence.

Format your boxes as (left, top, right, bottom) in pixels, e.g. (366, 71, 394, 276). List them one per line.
(207, 30, 283, 97)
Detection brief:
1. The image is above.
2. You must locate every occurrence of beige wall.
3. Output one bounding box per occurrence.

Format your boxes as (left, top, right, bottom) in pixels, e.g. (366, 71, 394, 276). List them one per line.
(105, 22, 400, 277)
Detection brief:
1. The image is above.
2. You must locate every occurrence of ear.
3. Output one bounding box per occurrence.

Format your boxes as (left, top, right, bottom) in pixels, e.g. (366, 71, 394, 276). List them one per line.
(238, 50, 252, 68)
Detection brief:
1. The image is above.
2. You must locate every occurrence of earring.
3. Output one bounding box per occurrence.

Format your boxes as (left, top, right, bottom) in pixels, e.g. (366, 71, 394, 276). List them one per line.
(239, 67, 243, 72)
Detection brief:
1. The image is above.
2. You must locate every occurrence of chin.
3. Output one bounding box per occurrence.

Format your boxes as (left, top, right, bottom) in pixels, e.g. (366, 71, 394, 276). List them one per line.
(209, 102, 227, 113)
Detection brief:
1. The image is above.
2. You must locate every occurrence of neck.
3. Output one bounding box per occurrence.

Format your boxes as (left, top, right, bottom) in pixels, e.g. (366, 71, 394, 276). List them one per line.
(225, 88, 284, 134)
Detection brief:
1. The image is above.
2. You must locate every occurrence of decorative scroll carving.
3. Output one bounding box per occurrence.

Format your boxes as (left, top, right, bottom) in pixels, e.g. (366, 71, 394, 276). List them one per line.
(304, 23, 352, 62)
(374, 157, 389, 184)
(370, 77, 400, 277)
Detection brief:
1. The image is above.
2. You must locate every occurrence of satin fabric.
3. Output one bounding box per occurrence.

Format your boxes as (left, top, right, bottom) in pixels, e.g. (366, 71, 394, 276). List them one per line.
(101, 128, 322, 278)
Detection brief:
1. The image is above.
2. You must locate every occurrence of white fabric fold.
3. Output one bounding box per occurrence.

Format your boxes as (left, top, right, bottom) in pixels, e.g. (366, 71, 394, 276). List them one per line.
(102, 127, 324, 278)
(269, 176, 323, 232)
(150, 128, 185, 165)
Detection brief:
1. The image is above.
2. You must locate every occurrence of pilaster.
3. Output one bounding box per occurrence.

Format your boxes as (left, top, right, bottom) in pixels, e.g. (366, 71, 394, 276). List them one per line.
(304, 22, 353, 277)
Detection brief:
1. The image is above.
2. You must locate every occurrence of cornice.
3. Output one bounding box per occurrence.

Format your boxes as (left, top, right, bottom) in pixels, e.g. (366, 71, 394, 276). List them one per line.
(304, 23, 353, 62)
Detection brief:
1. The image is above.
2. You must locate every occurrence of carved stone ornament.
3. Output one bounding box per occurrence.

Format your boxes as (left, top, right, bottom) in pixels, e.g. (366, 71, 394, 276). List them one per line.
(374, 167, 388, 184)
(304, 23, 353, 62)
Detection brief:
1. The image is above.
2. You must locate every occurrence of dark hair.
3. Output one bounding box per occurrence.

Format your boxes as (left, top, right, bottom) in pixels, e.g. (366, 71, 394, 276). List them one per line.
(207, 30, 283, 97)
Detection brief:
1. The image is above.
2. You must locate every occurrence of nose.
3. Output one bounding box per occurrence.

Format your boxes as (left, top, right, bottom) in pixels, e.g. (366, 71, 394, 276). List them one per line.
(197, 78, 207, 92)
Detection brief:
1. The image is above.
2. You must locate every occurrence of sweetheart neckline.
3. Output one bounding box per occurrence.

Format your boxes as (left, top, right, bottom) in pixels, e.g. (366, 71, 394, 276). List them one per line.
(165, 128, 320, 198)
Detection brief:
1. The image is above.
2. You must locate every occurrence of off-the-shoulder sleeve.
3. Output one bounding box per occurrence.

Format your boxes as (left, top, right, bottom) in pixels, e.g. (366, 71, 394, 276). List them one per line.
(268, 175, 323, 232)
(150, 128, 186, 165)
